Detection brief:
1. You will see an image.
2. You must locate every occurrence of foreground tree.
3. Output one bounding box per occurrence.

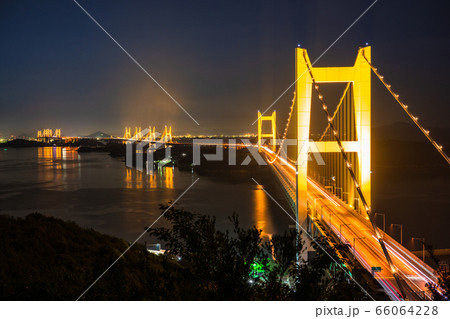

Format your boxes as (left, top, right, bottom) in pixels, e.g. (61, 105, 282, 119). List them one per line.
(148, 203, 377, 300)
(148, 204, 267, 300)
(0, 213, 199, 300)
(425, 245, 450, 300)
(0, 207, 383, 300)
(290, 239, 374, 300)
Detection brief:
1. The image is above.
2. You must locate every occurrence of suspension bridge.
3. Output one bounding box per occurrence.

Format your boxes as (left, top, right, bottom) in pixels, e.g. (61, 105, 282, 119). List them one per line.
(257, 46, 449, 301)
(123, 126, 173, 143)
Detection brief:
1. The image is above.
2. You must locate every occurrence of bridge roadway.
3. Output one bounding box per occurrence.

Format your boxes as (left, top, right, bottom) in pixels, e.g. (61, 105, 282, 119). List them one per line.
(262, 146, 438, 301)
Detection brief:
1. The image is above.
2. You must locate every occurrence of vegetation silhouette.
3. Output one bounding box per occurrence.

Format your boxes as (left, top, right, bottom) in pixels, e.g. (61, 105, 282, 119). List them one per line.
(0, 205, 392, 300)
(148, 203, 385, 300)
(424, 244, 450, 300)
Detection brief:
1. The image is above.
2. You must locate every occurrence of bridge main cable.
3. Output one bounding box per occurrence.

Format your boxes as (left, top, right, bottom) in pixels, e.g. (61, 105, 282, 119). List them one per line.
(302, 50, 407, 300)
(268, 92, 296, 164)
(362, 53, 450, 165)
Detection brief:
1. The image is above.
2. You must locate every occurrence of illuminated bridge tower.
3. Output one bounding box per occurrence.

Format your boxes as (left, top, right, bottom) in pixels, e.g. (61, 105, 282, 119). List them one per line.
(134, 127, 142, 140)
(162, 126, 172, 143)
(148, 126, 156, 141)
(124, 127, 132, 139)
(257, 111, 276, 151)
(295, 46, 372, 227)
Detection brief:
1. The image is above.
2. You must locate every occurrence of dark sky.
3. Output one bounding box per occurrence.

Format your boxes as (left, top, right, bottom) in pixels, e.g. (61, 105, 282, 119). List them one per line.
(1, 0, 449, 136)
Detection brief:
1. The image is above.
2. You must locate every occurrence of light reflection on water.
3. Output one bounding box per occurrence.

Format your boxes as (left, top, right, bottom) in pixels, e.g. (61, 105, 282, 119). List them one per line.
(1, 146, 447, 249)
(125, 167, 174, 189)
(253, 184, 273, 239)
(0, 147, 289, 243)
(37, 147, 81, 190)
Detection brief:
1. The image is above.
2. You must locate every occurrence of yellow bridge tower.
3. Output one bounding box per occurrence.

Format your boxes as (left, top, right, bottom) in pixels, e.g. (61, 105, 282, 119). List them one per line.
(257, 111, 276, 151)
(124, 127, 132, 139)
(295, 46, 372, 226)
(162, 126, 172, 143)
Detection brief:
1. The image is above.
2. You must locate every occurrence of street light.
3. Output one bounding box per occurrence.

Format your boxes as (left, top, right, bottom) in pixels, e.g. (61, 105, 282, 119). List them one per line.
(342, 191, 350, 204)
(331, 175, 336, 193)
(375, 213, 385, 231)
(328, 211, 336, 227)
(412, 237, 426, 262)
(313, 197, 322, 217)
(339, 223, 351, 243)
(335, 186, 343, 198)
(320, 204, 331, 220)
(391, 223, 403, 245)
(353, 198, 361, 214)
(353, 237, 366, 258)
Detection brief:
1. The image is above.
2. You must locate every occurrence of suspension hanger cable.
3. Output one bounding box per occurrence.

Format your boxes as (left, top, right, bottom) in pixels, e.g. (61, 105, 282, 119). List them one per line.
(267, 92, 296, 164)
(362, 53, 450, 165)
(319, 82, 352, 141)
(303, 50, 407, 300)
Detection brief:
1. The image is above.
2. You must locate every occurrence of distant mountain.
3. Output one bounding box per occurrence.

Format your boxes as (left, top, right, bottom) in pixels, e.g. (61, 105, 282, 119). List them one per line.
(86, 131, 113, 138)
(373, 122, 450, 144)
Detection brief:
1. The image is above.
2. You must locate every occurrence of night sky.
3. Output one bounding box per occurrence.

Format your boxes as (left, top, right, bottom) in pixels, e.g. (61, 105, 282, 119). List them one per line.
(1, 0, 449, 136)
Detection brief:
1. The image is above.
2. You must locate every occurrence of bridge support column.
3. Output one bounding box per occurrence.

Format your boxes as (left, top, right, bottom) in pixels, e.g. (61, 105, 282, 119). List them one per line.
(257, 111, 277, 150)
(294, 46, 372, 259)
(295, 48, 313, 237)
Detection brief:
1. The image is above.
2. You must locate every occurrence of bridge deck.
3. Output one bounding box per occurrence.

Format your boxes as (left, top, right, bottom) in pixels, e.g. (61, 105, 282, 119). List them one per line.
(262, 147, 438, 301)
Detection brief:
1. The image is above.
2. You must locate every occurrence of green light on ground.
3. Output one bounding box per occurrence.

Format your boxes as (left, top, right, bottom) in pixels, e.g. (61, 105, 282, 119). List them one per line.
(249, 261, 266, 278)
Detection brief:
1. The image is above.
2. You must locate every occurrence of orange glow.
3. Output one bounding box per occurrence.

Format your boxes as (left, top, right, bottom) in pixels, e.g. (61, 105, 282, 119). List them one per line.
(148, 171, 157, 188)
(125, 168, 133, 189)
(163, 166, 174, 189)
(136, 170, 143, 189)
(253, 184, 273, 239)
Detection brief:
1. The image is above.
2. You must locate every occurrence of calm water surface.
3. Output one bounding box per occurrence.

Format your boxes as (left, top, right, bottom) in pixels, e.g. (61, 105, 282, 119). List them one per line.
(0, 147, 448, 250)
(0, 147, 292, 243)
